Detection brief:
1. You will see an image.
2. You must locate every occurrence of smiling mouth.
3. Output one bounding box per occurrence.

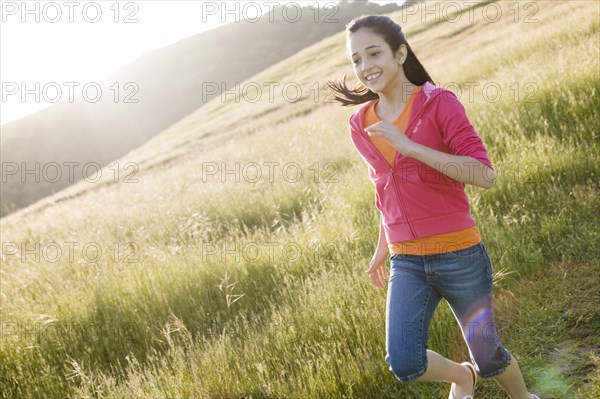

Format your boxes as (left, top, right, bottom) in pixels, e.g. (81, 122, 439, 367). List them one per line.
(366, 72, 381, 82)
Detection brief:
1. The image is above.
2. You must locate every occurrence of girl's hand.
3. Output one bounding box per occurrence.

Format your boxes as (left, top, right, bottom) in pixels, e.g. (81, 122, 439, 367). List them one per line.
(364, 121, 418, 157)
(366, 250, 389, 289)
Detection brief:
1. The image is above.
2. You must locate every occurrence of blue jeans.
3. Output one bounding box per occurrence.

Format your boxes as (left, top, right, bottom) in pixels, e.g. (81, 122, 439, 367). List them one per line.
(385, 242, 512, 382)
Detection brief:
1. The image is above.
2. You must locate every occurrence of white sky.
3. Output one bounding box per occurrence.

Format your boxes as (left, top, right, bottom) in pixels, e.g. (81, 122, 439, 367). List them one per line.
(0, 0, 404, 126)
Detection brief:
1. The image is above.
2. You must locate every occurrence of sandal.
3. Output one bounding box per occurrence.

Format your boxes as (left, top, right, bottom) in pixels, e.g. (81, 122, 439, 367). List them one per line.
(448, 361, 477, 399)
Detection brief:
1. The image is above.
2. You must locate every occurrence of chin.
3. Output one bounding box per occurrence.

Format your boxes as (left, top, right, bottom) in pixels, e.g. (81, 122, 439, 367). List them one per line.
(366, 83, 381, 91)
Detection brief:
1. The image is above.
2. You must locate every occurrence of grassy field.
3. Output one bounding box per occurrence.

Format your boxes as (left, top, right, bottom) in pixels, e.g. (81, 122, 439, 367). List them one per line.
(1, 1, 598, 398)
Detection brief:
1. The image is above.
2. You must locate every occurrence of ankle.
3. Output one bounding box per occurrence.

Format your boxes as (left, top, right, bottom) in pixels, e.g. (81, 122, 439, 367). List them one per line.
(462, 364, 472, 385)
(453, 363, 470, 385)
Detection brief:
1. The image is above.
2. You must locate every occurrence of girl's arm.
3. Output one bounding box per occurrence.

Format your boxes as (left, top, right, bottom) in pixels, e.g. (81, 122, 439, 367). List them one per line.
(377, 214, 388, 252)
(362, 130, 496, 188)
(364, 92, 496, 189)
(418, 91, 496, 189)
(365, 213, 390, 288)
(406, 144, 495, 189)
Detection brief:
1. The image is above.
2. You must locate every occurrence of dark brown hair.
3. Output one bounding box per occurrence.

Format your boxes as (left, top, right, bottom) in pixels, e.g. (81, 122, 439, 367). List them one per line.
(325, 14, 434, 106)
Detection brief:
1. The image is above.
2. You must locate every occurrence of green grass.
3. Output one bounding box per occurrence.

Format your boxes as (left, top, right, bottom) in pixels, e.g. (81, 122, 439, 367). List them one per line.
(1, 1, 598, 398)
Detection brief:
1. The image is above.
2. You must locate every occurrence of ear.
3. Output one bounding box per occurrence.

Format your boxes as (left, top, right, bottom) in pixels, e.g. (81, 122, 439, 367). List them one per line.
(396, 44, 408, 65)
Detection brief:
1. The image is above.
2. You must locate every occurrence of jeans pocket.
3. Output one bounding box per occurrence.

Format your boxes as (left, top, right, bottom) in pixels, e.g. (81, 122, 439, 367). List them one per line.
(480, 245, 494, 285)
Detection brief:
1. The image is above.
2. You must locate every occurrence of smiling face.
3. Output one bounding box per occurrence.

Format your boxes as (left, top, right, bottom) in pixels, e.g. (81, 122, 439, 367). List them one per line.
(347, 28, 407, 95)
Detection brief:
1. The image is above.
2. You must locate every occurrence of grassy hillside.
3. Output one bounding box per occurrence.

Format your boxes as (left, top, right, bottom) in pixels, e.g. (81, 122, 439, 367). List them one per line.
(1, 1, 598, 398)
(0, 0, 403, 218)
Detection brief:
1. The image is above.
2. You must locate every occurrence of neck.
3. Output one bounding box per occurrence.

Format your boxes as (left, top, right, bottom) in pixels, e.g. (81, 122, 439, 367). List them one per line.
(376, 79, 418, 112)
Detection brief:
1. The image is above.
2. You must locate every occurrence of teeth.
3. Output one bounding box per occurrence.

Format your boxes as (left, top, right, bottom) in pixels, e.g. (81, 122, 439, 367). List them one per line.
(366, 73, 381, 81)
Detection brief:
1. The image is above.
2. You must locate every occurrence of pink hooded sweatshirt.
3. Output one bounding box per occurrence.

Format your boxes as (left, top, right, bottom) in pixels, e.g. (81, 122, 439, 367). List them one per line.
(348, 81, 494, 244)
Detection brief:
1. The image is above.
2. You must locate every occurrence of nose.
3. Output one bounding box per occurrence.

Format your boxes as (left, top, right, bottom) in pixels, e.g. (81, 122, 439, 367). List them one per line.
(360, 59, 374, 75)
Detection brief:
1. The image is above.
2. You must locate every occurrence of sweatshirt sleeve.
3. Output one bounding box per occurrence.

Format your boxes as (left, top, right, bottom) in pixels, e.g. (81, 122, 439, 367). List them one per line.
(436, 90, 494, 171)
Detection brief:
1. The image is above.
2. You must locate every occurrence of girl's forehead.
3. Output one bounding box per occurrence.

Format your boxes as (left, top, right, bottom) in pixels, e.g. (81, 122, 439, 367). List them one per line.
(347, 31, 385, 54)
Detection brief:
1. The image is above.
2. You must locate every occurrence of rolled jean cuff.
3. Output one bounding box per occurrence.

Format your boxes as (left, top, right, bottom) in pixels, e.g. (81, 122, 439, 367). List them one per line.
(395, 365, 427, 383)
(478, 349, 513, 378)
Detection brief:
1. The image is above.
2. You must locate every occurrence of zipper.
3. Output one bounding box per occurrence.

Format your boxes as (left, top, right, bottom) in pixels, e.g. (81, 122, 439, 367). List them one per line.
(368, 141, 417, 239)
(391, 172, 417, 239)
(356, 110, 416, 239)
(355, 87, 441, 241)
(392, 88, 439, 239)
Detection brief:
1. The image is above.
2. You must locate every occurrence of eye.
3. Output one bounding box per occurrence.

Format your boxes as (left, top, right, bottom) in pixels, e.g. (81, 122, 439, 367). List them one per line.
(352, 51, 380, 64)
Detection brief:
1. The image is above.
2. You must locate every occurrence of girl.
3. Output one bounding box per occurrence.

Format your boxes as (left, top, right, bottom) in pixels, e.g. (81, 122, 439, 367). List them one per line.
(325, 14, 539, 399)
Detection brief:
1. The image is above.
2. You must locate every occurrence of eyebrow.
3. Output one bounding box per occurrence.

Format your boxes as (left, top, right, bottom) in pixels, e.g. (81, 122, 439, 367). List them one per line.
(351, 45, 382, 57)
